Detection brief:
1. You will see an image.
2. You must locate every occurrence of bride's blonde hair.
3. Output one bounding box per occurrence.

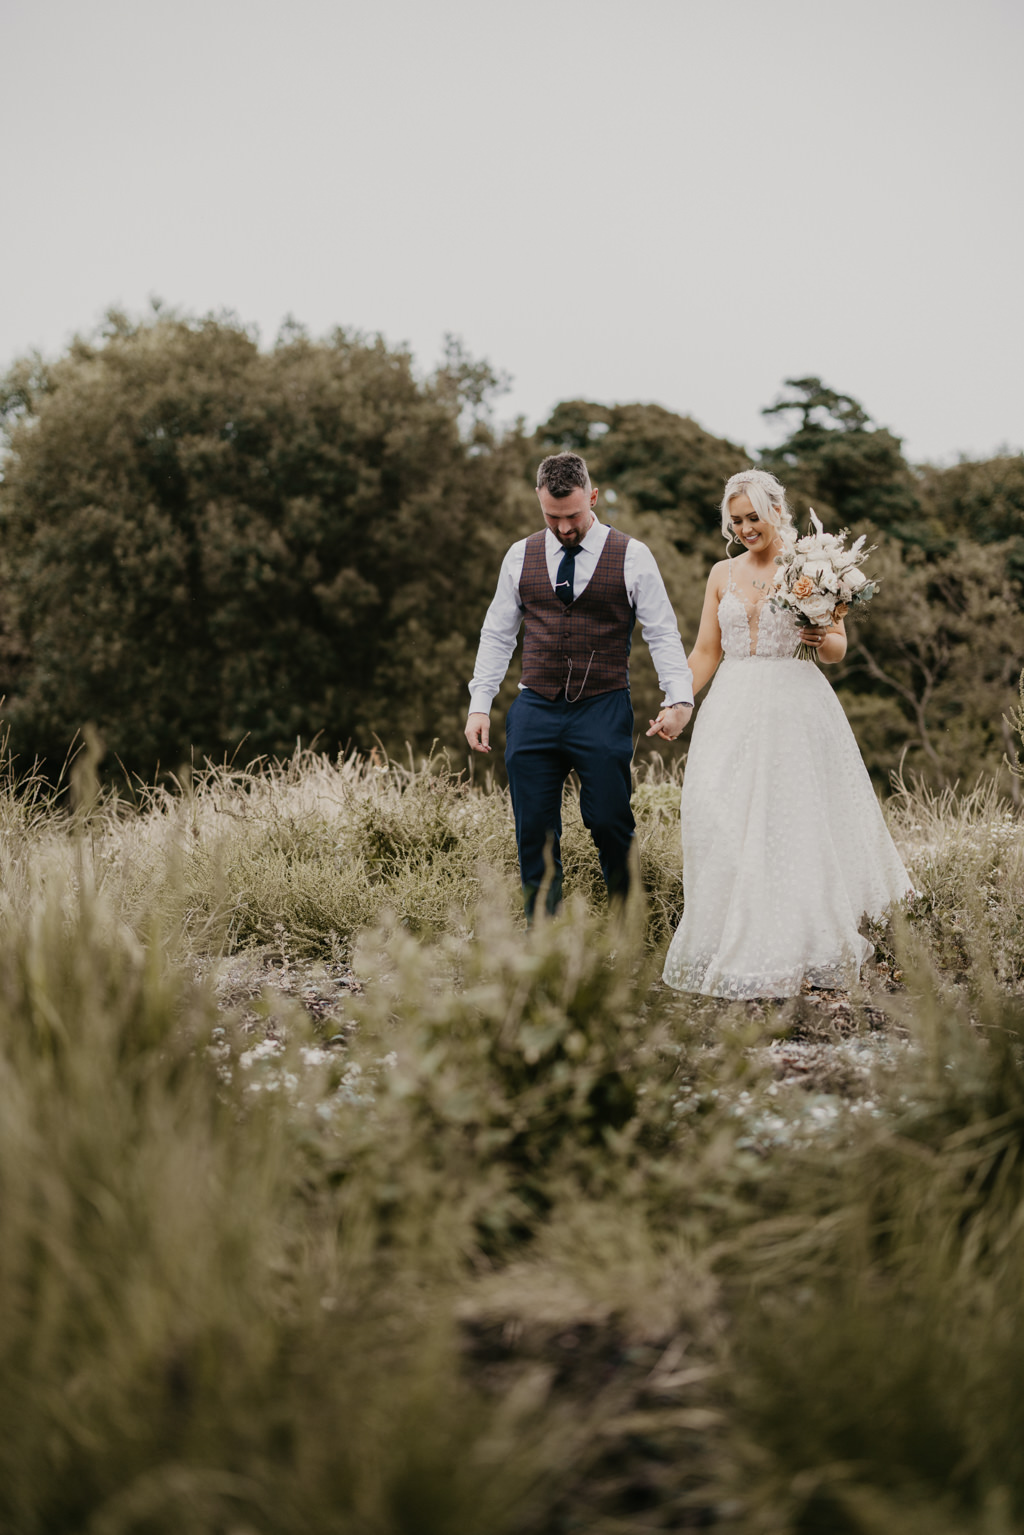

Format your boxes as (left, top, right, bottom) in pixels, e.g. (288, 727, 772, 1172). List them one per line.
(720, 468, 795, 551)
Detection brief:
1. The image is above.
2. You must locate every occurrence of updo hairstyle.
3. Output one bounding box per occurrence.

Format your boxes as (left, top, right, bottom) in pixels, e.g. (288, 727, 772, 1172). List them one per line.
(720, 468, 795, 551)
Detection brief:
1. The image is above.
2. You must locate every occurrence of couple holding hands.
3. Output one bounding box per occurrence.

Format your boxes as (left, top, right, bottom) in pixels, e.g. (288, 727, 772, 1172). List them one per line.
(465, 452, 911, 1000)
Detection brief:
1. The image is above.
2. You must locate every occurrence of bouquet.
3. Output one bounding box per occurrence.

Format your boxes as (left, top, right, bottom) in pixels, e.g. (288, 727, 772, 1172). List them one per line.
(770, 511, 877, 661)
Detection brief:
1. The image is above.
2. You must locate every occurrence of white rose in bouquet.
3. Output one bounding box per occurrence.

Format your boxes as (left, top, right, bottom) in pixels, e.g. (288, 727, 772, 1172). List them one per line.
(801, 560, 828, 581)
(799, 595, 834, 623)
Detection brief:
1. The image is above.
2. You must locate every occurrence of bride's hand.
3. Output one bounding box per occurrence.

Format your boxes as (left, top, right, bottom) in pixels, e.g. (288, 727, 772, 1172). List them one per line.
(646, 703, 693, 741)
(799, 626, 828, 648)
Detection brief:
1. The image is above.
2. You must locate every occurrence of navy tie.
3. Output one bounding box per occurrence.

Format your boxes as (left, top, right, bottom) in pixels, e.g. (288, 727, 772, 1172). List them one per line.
(555, 544, 580, 606)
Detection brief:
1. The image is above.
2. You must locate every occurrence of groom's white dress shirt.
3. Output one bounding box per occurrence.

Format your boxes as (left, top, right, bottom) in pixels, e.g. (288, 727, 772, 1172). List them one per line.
(468, 519, 694, 716)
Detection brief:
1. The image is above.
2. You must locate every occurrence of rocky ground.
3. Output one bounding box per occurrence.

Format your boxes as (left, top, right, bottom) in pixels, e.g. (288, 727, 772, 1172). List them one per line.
(207, 948, 363, 1043)
(205, 944, 910, 1138)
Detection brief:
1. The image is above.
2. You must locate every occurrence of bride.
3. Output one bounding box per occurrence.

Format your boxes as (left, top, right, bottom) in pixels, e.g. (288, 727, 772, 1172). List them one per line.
(657, 468, 913, 1000)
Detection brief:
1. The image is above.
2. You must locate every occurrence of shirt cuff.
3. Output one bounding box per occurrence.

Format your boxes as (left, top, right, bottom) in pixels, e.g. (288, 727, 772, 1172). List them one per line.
(469, 691, 496, 715)
(664, 697, 695, 709)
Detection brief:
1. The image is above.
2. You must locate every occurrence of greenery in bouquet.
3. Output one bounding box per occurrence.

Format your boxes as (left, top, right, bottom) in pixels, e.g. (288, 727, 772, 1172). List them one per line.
(770, 509, 878, 660)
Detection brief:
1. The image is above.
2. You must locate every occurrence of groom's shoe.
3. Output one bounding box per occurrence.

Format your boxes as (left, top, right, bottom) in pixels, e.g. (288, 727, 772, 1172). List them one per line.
(523, 873, 563, 925)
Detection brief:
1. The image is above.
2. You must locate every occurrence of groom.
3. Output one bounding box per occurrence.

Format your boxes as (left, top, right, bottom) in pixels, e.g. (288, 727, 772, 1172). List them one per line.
(465, 451, 694, 917)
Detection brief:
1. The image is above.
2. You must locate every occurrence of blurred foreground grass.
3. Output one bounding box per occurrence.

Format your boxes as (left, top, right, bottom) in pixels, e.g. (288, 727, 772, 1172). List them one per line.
(2, 741, 1024, 1532)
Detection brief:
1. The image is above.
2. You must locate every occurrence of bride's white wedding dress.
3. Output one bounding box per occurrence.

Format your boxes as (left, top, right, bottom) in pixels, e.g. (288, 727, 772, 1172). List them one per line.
(663, 573, 913, 999)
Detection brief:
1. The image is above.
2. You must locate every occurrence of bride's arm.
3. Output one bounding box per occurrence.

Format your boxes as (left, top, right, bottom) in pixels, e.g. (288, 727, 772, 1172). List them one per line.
(687, 565, 727, 695)
(800, 616, 847, 664)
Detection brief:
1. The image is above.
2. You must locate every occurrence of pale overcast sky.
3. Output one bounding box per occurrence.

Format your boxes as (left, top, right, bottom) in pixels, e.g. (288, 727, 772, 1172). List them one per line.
(2, 0, 1021, 464)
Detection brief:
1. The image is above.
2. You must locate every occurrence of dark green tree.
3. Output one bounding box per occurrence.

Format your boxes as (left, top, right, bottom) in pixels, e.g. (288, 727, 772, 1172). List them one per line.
(0, 312, 516, 776)
(918, 454, 1024, 548)
(834, 539, 1024, 791)
(759, 376, 933, 545)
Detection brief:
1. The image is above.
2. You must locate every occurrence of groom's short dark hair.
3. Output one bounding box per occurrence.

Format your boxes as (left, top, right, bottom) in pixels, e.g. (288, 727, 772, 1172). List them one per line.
(536, 451, 591, 498)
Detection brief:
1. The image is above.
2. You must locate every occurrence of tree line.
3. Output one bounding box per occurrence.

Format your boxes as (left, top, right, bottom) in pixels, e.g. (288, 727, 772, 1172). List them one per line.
(1, 310, 1022, 792)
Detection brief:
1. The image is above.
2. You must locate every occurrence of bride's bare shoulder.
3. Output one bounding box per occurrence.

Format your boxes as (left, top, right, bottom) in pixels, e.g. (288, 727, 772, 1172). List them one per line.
(707, 557, 737, 596)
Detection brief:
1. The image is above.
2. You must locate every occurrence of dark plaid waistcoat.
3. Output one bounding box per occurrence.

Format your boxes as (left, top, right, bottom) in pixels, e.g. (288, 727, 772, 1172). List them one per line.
(519, 527, 634, 701)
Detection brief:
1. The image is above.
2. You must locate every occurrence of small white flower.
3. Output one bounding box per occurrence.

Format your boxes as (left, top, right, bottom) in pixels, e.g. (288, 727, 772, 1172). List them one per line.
(240, 1039, 285, 1070)
(300, 1046, 332, 1067)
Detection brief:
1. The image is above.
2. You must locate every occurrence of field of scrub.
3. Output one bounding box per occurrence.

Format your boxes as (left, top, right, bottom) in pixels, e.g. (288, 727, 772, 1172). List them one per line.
(3, 741, 1024, 1534)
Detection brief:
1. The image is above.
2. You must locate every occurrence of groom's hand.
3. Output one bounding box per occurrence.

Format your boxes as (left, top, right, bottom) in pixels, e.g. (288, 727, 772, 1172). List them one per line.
(465, 711, 491, 753)
(646, 703, 692, 742)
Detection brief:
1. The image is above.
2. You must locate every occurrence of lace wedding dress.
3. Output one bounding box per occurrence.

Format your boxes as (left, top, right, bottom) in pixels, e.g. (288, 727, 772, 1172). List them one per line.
(662, 575, 913, 999)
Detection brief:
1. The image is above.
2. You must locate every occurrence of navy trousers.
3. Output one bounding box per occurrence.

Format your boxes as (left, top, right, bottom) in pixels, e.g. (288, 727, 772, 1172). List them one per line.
(504, 687, 635, 917)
